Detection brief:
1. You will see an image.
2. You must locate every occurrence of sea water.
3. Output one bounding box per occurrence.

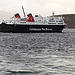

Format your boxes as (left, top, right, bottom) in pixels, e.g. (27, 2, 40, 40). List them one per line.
(0, 29, 75, 75)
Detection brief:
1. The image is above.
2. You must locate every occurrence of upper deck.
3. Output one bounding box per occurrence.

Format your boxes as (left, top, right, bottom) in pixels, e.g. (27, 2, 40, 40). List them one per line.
(2, 14, 67, 26)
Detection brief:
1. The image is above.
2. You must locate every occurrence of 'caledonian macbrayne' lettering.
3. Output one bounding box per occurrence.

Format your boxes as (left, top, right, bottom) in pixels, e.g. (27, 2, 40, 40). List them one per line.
(29, 28, 52, 31)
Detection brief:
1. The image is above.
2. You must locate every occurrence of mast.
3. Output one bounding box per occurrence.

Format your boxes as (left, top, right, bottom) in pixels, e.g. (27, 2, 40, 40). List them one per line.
(22, 6, 25, 17)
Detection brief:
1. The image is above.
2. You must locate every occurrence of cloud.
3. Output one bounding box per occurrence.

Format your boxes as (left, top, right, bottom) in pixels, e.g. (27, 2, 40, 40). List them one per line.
(0, 0, 75, 16)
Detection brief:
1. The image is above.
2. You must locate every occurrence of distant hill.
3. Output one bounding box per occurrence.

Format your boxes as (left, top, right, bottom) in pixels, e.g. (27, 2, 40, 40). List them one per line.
(0, 11, 12, 23)
(55, 14, 75, 28)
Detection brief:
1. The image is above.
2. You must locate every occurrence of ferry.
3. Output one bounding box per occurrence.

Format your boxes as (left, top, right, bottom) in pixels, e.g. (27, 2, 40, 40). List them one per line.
(0, 7, 66, 33)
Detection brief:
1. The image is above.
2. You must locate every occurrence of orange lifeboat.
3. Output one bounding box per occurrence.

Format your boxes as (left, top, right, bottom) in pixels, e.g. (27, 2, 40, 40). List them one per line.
(15, 13, 21, 18)
(27, 13, 35, 22)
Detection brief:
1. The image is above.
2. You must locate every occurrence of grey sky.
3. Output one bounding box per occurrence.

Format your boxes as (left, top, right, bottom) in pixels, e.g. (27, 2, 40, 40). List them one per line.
(0, 0, 75, 16)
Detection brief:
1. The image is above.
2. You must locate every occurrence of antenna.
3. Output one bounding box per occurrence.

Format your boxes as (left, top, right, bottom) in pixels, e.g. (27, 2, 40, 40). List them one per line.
(22, 6, 25, 17)
(52, 12, 55, 17)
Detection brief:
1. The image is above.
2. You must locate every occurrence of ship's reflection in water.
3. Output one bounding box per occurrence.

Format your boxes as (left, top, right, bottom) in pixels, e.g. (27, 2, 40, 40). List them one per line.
(0, 29, 75, 75)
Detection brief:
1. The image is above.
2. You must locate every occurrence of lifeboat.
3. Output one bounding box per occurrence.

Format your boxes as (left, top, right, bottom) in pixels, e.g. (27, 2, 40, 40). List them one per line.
(15, 13, 21, 18)
(27, 13, 35, 22)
